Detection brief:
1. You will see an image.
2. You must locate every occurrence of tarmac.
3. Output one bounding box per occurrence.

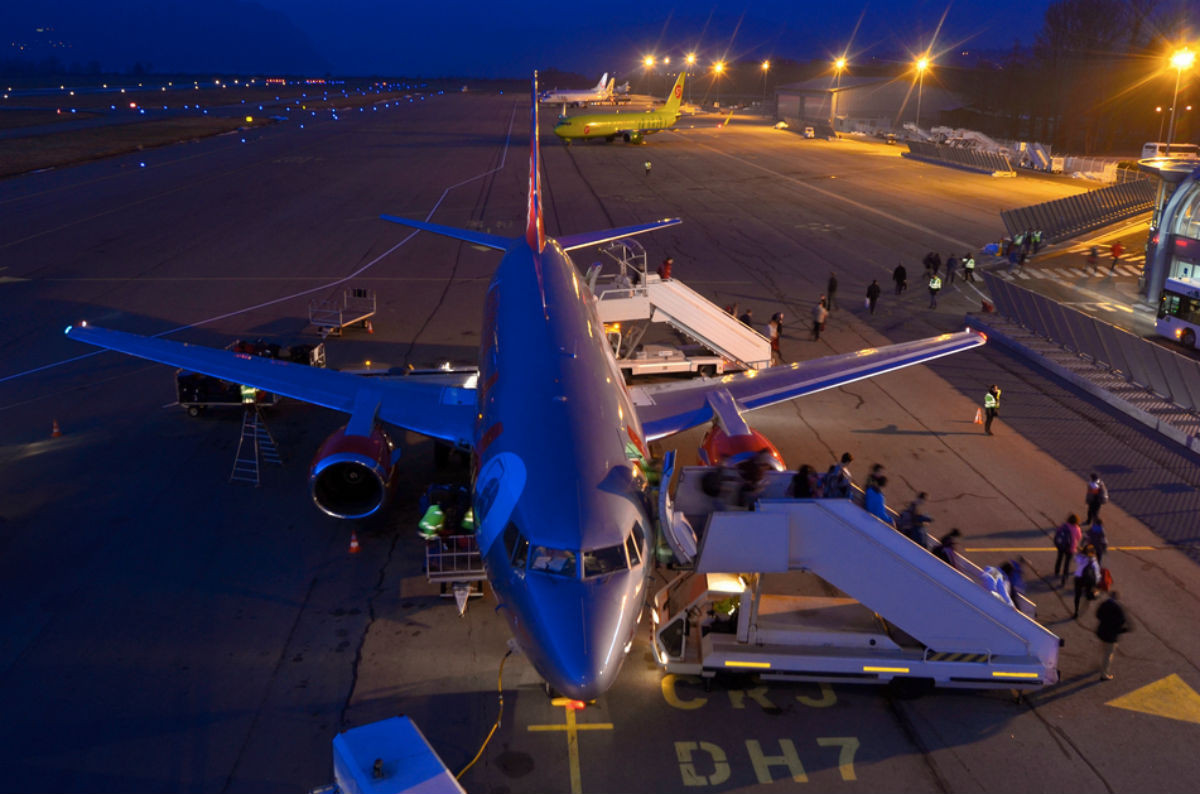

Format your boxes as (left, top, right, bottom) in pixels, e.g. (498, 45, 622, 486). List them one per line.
(2, 93, 1200, 793)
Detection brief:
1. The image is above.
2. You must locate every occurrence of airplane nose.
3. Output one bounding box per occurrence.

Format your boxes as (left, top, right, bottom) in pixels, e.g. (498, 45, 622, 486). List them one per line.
(526, 578, 632, 700)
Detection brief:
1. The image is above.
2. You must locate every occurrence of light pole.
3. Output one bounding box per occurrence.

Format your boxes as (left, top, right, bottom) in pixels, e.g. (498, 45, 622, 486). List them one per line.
(761, 60, 770, 104)
(686, 52, 696, 104)
(1156, 105, 1165, 141)
(914, 56, 930, 131)
(832, 56, 847, 128)
(1166, 48, 1195, 154)
(714, 61, 725, 108)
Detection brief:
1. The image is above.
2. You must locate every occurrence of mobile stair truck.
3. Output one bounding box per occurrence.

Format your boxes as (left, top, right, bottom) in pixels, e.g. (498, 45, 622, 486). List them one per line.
(652, 452, 1061, 693)
(586, 239, 771, 378)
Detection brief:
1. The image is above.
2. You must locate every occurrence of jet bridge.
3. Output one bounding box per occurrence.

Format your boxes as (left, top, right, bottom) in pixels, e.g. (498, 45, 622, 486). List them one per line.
(653, 462, 1060, 691)
(587, 239, 772, 371)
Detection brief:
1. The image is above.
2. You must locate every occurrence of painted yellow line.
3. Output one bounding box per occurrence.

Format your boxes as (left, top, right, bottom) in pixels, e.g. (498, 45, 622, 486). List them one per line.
(863, 666, 910, 674)
(964, 546, 1161, 552)
(992, 671, 1040, 679)
(724, 660, 771, 669)
(527, 705, 614, 794)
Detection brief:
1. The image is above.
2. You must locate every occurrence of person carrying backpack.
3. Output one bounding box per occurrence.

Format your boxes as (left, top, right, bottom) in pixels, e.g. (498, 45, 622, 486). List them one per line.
(823, 452, 853, 497)
(1054, 514, 1082, 588)
(1088, 519, 1109, 565)
(1073, 545, 1101, 618)
(1085, 473, 1109, 524)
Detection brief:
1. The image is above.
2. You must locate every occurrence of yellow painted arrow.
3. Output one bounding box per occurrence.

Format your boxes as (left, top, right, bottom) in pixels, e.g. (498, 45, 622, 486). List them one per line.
(1106, 674, 1200, 725)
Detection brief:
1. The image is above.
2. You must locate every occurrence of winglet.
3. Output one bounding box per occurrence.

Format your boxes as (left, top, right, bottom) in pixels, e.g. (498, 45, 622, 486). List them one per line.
(527, 72, 545, 253)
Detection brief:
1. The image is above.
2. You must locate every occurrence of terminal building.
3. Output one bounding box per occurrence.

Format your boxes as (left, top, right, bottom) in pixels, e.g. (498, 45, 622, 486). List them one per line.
(775, 75, 961, 134)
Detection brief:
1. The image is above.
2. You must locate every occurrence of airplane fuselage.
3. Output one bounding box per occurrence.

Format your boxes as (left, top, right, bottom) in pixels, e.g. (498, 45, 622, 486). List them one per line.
(554, 111, 679, 141)
(470, 237, 653, 700)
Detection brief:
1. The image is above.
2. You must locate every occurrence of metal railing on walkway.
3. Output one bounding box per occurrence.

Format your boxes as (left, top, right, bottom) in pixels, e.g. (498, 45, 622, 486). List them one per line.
(1000, 180, 1155, 243)
(904, 141, 1013, 174)
(981, 271, 1200, 414)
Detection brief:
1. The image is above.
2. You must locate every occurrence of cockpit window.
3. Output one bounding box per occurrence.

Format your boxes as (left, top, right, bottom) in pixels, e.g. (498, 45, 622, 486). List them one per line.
(530, 546, 577, 577)
(625, 533, 641, 567)
(583, 544, 629, 578)
(631, 521, 646, 550)
(503, 521, 529, 569)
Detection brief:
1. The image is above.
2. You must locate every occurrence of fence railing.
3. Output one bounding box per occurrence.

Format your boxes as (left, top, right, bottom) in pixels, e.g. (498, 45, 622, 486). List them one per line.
(981, 272, 1200, 413)
(905, 141, 1013, 174)
(999, 179, 1155, 243)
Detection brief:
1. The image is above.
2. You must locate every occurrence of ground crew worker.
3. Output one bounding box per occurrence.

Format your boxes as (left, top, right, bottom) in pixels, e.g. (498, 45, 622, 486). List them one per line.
(928, 273, 942, 308)
(1032, 229, 1043, 253)
(983, 384, 1001, 435)
(963, 251, 976, 282)
(644, 160, 652, 176)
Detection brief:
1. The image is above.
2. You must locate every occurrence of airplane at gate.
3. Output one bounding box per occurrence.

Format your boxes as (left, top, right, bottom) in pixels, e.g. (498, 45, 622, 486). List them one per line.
(539, 72, 612, 107)
(66, 73, 985, 701)
(554, 71, 686, 144)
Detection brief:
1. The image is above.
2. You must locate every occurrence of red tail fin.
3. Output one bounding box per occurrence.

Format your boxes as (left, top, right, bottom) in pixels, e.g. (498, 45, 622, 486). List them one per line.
(526, 72, 544, 253)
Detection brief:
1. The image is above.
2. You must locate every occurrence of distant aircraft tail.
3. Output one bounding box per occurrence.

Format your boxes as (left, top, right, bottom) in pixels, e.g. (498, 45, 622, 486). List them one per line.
(606, 77, 615, 98)
(663, 72, 686, 114)
(594, 72, 609, 92)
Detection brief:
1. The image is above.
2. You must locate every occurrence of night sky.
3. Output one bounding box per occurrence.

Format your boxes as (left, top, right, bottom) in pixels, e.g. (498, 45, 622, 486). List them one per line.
(8, 1, 1056, 77)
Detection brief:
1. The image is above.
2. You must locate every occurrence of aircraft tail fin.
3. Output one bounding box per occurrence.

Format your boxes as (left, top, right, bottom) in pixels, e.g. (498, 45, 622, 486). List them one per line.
(595, 72, 609, 91)
(606, 77, 615, 97)
(663, 71, 686, 114)
(526, 71, 545, 252)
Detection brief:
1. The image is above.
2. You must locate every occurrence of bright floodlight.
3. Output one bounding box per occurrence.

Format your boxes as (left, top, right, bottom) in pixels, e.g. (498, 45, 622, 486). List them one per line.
(762, 60, 770, 72)
(916, 56, 930, 73)
(664, 56, 671, 65)
(835, 57, 847, 71)
(686, 52, 697, 65)
(643, 55, 655, 68)
(714, 61, 725, 74)
(1172, 48, 1195, 70)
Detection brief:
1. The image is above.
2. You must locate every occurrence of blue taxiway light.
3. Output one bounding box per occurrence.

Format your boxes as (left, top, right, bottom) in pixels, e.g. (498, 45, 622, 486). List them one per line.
(64, 325, 72, 335)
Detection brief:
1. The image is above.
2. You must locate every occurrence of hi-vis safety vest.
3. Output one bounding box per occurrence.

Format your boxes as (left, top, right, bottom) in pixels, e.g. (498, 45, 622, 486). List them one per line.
(964, 256, 975, 270)
(984, 392, 998, 409)
(930, 276, 942, 291)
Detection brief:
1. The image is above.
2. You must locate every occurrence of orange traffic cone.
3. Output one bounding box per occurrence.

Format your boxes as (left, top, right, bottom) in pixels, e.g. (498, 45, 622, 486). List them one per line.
(365, 320, 374, 334)
(348, 531, 361, 554)
(51, 420, 62, 438)
(973, 408, 984, 425)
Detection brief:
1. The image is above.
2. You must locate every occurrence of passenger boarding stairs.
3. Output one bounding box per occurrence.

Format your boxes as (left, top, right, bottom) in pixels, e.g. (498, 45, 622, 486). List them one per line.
(654, 459, 1061, 690)
(587, 239, 771, 371)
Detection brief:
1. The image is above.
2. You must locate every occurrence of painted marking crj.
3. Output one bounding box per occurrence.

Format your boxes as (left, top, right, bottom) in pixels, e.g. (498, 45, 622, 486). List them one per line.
(65, 73, 985, 700)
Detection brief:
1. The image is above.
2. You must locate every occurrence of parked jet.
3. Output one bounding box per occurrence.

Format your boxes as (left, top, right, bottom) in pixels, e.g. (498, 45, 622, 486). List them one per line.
(539, 72, 611, 107)
(555, 71, 685, 144)
(66, 73, 985, 701)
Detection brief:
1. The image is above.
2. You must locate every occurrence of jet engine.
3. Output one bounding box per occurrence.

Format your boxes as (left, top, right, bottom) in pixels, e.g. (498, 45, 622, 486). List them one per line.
(309, 424, 396, 519)
(698, 424, 786, 471)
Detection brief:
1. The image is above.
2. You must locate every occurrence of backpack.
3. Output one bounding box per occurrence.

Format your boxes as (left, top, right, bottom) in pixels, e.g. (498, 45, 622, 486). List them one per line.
(1054, 524, 1071, 551)
(1081, 560, 1099, 596)
(1099, 567, 1113, 592)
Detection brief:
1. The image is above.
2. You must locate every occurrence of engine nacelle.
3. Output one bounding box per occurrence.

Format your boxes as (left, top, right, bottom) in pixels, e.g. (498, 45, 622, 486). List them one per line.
(309, 424, 396, 519)
(698, 425, 786, 471)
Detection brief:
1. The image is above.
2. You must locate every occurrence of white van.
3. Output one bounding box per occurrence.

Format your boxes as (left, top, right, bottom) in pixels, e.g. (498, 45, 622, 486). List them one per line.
(1141, 141, 1200, 159)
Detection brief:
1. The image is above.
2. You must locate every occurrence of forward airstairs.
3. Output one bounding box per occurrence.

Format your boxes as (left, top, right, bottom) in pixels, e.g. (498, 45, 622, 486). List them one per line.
(587, 239, 772, 372)
(653, 454, 1061, 691)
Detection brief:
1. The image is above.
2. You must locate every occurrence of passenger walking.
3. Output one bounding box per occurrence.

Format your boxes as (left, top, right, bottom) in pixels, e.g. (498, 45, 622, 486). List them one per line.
(865, 463, 884, 491)
(933, 529, 962, 569)
(739, 308, 754, 327)
(824, 452, 853, 497)
(1085, 472, 1109, 524)
(1002, 560, 1025, 608)
(811, 298, 828, 341)
(928, 273, 942, 308)
(893, 263, 908, 294)
(1054, 514, 1083, 588)
(962, 251, 976, 282)
(826, 272, 839, 311)
(1073, 545, 1101, 619)
(657, 256, 673, 280)
(767, 312, 785, 366)
(866, 280, 881, 314)
(1110, 240, 1125, 272)
(983, 565, 1015, 607)
(1088, 519, 1109, 566)
(983, 384, 1001, 435)
(1096, 590, 1132, 680)
(1088, 245, 1100, 274)
(899, 492, 933, 549)
(864, 475, 893, 526)
(789, 464, 818, 498)
(945, 254, 959, 285)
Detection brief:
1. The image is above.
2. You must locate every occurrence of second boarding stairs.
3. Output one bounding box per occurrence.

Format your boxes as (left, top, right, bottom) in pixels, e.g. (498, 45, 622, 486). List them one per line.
(653, 454, 1061, 691)
(587, 239, 771, 371)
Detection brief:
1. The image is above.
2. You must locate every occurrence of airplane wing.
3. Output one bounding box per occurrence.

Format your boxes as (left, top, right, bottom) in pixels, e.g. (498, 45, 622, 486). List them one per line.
(65, 324, 476, 447)
(631, 331, 985, 440)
